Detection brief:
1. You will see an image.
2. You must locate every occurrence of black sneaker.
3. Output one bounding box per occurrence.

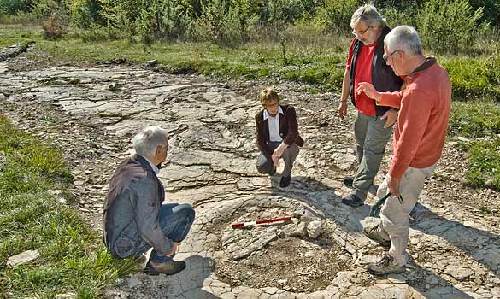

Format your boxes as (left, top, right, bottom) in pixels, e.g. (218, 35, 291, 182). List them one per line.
(279, 175, 291, 187)
(143, 260, 186, 276)
(343, 176, 354, 188)
(341, 194, 364, 208)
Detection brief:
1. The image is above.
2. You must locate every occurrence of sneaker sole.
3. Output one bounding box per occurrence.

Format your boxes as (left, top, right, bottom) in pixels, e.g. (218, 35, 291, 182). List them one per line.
(368, 266, 405, 276)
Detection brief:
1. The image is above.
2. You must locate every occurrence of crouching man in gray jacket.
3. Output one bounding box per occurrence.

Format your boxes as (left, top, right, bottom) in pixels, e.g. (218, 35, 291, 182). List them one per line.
(103, 126, 195, 275)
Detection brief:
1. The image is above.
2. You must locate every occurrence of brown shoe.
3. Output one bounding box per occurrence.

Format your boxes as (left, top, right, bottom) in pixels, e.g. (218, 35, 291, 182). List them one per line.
(144, 260, 186, 276)
(368, 254, 405, 276)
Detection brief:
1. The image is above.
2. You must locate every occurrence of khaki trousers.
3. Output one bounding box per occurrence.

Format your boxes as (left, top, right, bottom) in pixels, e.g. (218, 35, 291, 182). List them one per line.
(378, 164, 436, 266)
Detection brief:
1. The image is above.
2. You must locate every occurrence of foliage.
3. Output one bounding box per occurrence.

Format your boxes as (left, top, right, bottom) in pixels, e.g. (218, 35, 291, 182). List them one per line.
(314, 0, 359, 34)
(449, 101, 500, 138)
(380, 4, 417, 29)
(443, 56, 500, 102)
(416, 0, 484, 54)
(465, 138, 500, 190)
(0, 115, 137, 297)
(70, 0, 103, 29)
(190, 0, 250, 46)
(468, 0, 500, 26)
(42, 14, 66, 39)
(0, 0, 33, 15)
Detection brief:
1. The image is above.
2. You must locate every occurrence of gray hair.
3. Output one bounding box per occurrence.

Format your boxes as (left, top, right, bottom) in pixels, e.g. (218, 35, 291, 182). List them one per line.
(132, 126, 169, 158)
(384, 25, 422, 56)
(350, 4, 386, 29)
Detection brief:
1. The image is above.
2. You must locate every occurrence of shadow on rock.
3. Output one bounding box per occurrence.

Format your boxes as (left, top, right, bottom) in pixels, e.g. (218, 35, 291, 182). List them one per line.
(104, 255, 218, 299)
(411, 203, 500, 278)
(268, 175, 368, 233)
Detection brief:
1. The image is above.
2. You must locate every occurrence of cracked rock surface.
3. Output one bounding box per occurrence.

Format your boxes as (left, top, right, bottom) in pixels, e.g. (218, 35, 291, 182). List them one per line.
(0, 48, 499, 299)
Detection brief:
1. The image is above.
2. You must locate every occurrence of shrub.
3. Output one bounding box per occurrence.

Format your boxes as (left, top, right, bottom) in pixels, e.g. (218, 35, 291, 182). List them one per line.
(42, 14, 66, 39)
(190, 0, 250, 47)
(380, 4, 417, 29)
(443, 56, 500, 102)
(0, 0, 34, 15)
(31, 0, 69, 19)
(416, 0, 485, 55)
(314, 0, 359, 34)
(70, 0, 103, 29)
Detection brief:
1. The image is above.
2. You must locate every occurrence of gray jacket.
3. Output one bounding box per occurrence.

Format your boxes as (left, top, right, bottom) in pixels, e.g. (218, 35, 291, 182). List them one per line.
(103, 154, 173, 258)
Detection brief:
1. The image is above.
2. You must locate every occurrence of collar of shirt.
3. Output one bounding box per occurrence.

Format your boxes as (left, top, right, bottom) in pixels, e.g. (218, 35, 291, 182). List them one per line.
(144, 157, 160, 175)
(263, 106, 284, 120)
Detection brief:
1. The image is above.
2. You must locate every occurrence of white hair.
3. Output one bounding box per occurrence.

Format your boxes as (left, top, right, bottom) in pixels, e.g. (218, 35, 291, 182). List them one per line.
(132, 126, 169, 158)
(384, 25, 422, 56)
(350, 4, 386, 29)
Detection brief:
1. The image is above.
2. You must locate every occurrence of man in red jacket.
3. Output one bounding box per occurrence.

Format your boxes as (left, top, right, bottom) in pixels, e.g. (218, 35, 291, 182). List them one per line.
(337, 4, 402, 208)
(357, 26, 451, 275)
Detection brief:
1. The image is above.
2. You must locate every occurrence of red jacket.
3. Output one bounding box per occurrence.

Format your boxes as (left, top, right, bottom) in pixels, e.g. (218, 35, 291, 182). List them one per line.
(378, 58, 451, 179)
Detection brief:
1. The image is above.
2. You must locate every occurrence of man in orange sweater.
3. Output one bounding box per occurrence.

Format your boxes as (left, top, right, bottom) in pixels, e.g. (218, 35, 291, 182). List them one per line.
(356, 26, 451, 275)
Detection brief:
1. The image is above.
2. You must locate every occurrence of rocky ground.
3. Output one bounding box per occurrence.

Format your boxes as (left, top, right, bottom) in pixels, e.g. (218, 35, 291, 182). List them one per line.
(0, 45, 499, 298)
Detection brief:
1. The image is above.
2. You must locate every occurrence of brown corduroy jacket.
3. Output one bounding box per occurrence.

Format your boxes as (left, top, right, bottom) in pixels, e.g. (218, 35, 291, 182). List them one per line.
(255, 104, 304, 157)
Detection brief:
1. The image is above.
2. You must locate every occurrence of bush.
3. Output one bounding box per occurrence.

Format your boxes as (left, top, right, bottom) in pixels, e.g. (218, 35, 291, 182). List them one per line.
(76, 24, 124, 42)
(0, 0, 33, 15)
(257, 0, 307, 26)
(380, 4, 417, 29)
(31, 0, 69, 19)
(443, 56, 500, 102)
(468, 0, 500, 27)
(190, 0, 251, 46)
(70, 0, 103, 29)
(416, 0, 485, 54)
(314, 0, 359, 34)
(42, 14, 66, 39)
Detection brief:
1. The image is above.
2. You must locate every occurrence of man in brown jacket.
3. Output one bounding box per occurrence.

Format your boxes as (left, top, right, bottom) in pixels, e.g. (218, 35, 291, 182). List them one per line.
(255, 88, 304, 187)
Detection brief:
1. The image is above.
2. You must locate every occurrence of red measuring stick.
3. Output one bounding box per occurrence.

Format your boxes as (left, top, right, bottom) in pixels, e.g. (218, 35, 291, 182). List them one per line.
(231, 216, 292, 229)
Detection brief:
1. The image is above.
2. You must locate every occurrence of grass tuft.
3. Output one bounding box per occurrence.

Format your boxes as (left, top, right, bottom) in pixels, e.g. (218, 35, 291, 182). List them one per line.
(0, 115, 137, 297)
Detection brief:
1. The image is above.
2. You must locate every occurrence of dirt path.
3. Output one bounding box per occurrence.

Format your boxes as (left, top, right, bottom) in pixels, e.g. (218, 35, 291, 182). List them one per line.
(0, 49, 498, 298)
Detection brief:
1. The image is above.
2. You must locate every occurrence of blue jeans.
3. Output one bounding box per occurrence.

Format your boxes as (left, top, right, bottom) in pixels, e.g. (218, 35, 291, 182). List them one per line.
(140, 203, 195, 263)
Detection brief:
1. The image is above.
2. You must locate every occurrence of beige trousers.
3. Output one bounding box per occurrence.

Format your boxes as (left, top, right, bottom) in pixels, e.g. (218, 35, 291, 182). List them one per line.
(378, 164, 436, 266)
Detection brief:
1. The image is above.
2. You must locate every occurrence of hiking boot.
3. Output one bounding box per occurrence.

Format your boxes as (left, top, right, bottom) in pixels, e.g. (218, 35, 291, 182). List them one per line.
(363, 224, 391, 248)
(343, 176, 354, 188)
(368, 254, 405, 276)
(279, 175, 291, 187)
(143, 260, 186, 276)
(341, 194, 364, 208)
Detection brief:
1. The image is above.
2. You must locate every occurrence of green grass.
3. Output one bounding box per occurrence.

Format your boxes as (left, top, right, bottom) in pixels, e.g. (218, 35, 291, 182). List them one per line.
(465, 138, 500, 190)
(449, 100, 500, 190)
(450, 101, 500, 138)
(0, 115, 136, 298)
